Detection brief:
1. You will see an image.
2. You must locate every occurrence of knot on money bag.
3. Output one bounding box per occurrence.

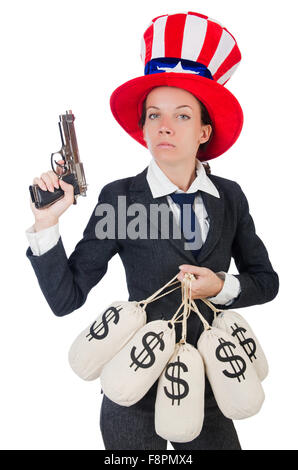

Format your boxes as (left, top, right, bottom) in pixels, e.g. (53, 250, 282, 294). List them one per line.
(155, 274, 205, 443)
(68, 274, 181, 381)
(193, 299, 265, 420)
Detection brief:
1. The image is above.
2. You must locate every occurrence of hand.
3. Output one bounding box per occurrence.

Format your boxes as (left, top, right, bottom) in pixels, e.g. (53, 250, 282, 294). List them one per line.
(30, 159, 74, 231)
(177, 264, 224, 300)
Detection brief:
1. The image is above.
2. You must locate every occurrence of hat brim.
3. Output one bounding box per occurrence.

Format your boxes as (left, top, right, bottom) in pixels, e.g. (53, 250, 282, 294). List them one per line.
(110, 72, 243, 161)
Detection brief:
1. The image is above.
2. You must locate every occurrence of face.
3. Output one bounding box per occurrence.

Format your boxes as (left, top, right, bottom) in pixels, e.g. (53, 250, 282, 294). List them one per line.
(142, 86, 212, 166)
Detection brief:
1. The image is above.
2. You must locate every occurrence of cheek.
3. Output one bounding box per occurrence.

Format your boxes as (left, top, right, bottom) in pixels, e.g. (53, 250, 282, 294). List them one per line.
(178, 125, 199, 144)
(142, 125, 149, 142)
(143, 123, 157, 144)
(186, 123, 201, 145)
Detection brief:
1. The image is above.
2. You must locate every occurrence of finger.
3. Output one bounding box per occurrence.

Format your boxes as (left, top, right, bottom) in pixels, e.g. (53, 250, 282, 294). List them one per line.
(55, 159, 65, 176)
(59, 178, 74, 199)
(177, 271, 197, 283)
(46, 170, 60, 189)
(40, 172, 58, 191)
(178, 264, 205, 275)
(33, 176, 47, 191)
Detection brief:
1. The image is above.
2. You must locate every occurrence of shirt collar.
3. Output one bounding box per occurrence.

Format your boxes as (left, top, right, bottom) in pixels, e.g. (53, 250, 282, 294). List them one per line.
(146, 157, 220, 199)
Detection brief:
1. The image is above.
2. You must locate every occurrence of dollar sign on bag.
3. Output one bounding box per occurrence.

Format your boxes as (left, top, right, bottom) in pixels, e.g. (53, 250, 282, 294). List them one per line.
(86, 305, 123, 341)
(130, 331, 165, 371)
(230, 323, 257, 362)
(216, 338, 247, 382)
(164, 356, 189, 406)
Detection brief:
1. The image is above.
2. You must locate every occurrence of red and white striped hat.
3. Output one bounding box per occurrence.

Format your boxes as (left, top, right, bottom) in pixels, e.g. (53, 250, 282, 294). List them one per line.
(110, 12, 244, 161)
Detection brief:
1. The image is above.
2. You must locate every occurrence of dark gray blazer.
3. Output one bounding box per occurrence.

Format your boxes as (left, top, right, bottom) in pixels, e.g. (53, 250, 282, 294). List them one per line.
(26, 166, 279, 346)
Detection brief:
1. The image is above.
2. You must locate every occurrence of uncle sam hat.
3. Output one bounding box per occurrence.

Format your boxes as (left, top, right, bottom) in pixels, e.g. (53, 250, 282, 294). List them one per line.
(110, 11, 244, 161)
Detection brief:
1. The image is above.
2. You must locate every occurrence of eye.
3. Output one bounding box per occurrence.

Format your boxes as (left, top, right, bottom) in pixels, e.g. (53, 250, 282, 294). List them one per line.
(147, 113, 190, 120)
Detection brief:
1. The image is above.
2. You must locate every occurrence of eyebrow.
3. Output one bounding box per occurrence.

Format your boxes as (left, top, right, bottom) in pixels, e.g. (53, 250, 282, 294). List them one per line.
(146, 105, 193, 111)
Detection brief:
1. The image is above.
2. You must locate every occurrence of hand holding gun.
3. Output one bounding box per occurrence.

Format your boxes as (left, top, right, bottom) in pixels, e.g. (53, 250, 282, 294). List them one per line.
(29, 110, 88, 232)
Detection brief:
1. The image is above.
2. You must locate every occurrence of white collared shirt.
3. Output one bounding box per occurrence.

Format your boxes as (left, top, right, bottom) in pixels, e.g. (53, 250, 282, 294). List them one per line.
(25, 158, 241, 305)
(147, 157, 218, 245)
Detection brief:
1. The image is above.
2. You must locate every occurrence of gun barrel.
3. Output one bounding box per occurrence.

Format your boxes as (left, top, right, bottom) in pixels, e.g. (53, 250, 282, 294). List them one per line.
(59, 110, 87, 196)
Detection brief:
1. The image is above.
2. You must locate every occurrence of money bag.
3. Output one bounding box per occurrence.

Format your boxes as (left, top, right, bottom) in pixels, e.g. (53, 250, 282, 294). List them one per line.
(155, 341, 205, 443)
(197, 325, 265, 420)
(212, 310, 268, 381)
(68, 301, 146, 381)
(100, 319, 176, 406)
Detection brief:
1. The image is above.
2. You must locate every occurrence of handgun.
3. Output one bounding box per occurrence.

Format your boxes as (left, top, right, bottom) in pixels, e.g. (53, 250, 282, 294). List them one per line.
(29, 110, 87, 209)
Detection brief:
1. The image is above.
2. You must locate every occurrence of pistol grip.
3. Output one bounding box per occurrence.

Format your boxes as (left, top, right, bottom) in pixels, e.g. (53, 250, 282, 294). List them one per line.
(29, 174, 79, 209)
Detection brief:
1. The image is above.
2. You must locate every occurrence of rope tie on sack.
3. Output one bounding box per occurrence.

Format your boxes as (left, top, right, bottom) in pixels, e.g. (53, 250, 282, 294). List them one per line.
(180, 275, 191, 344)
(200, 298, 224, 321)
(178, 273, 212, 331)
(169, 273, 194, 344)
(190, 300, 211, 331)
(136, 273, 181, 309)
(136, 271, 225, 336)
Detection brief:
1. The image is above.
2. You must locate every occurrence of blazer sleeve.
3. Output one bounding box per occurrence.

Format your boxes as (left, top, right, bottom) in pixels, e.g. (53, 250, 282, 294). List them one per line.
(216, 183, 279, 310)
(25, 186, 120, 317)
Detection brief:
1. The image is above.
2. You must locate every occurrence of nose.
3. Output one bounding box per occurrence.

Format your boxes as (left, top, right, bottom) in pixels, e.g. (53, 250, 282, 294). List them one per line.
(159, 126, 173, 135)
(158, 117, 174, 135)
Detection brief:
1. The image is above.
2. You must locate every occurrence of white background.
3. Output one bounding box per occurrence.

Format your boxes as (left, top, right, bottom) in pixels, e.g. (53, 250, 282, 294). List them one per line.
(0, 0, 297, 450)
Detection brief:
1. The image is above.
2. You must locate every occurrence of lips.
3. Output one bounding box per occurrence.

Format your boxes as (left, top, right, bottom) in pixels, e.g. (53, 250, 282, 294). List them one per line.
(157, 142, 175, 147)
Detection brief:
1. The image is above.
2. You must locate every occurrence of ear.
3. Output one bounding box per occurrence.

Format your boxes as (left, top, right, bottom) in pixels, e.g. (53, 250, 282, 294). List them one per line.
(199, 124, 212, 144)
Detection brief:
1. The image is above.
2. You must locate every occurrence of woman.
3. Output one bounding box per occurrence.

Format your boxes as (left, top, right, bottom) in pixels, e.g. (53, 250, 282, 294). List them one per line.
(26, 12, 279, 450)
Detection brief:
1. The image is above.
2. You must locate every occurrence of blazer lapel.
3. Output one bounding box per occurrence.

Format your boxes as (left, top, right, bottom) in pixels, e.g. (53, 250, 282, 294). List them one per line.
(129, 167, 225, 265)
(198, 187, 225, 263)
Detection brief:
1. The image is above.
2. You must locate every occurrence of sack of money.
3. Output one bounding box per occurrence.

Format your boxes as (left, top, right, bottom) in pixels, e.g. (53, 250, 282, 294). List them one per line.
(68, 301, 146, 381)
(68, 275, 180, 381)
(192, 300, 265, 420)
(100, 318, 177, 406)
(211, 306, 268, 381)
(155, 278, 205, 443)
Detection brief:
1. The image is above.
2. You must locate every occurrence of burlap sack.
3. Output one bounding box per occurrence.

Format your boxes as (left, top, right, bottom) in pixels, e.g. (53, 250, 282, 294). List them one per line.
(155, 342, 205, 443)
(213, 310, 268, 381)
(68, 301, 146, 380)
(100, 319, 176, 406)
(197, 326, 265, 420)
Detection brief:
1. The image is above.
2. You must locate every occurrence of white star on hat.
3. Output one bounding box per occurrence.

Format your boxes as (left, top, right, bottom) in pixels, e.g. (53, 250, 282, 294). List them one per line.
(156, 61, 200, 74)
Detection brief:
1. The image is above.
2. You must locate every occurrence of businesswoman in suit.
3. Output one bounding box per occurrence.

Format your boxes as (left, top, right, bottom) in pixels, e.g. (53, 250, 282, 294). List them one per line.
(26, 12, 279, 450)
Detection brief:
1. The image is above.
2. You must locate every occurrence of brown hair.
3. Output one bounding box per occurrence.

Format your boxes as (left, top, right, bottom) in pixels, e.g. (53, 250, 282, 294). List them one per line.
(137, 92, 213, 156)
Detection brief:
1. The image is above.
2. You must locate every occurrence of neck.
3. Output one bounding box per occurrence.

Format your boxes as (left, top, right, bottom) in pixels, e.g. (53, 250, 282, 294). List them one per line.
(155, 159, 197, 192)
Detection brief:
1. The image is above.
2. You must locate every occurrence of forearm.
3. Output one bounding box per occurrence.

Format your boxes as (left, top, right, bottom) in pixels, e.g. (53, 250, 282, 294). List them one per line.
(26, 222, 60, 256)
(207, 272, 241, 306)
(26, 237, 93, 316)
(216, 270, 279, 310)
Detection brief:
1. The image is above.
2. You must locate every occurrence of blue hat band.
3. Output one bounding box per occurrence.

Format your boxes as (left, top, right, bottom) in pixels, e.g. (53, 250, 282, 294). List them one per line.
(144, 57, 213, 80)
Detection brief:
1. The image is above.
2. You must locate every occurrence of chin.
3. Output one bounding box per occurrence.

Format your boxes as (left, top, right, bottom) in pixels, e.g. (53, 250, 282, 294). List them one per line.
(154, 154, 183, 167)
(154, 147, 177, 157)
